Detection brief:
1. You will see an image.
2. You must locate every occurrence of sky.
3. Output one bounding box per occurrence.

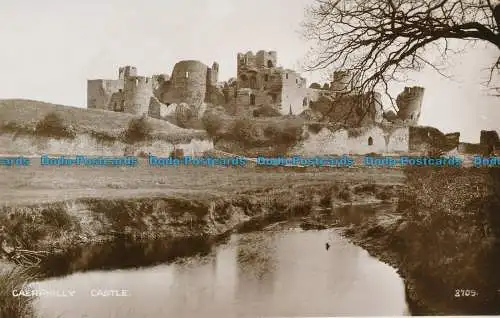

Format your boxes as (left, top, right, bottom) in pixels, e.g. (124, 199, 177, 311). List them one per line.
(0, 0, 498, 142)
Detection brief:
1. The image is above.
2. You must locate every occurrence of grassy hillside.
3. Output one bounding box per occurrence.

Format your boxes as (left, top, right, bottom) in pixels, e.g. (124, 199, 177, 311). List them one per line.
(0, 99, 208, 143)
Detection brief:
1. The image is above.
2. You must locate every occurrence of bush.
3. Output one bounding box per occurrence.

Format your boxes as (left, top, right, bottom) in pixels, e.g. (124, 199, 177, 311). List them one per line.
(41, 207, 73, 229)
(202, 111, 224, 137)
(231, 118, 262, 146)
(123, 114, 152, 143)
(275, 119, 304, 146)
(263, 125, 280, 139)
(307, 123, 324, 134)
(253, 105, 281, 117)
(35, 111, 76, 139)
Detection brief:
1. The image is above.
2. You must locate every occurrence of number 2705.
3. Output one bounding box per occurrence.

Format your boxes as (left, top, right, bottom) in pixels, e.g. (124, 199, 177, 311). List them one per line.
(454, 289, 477, 297)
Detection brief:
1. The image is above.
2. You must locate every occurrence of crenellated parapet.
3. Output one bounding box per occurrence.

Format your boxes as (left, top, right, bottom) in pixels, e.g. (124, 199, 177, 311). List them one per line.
(123, 76, 153, 116)
(237, 50, 277, 73)
(118, 66, 137, 80)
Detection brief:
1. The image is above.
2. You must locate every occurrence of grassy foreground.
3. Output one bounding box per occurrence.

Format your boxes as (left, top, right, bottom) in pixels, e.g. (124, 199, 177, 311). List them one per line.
(0, 266, 36, 318)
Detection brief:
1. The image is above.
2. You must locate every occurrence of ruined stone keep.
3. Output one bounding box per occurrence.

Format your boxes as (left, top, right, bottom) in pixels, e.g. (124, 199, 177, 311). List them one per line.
(86, 50, 425, 129)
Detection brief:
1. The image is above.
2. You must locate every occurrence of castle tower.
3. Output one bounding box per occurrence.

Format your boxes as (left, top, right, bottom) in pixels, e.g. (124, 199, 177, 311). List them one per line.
(119, 66, 138, 81)
(330, 70, 353, 94)
(255, 50, 278, 68)
(123, 76, 153, 116)
(169, 60, 208, 107)
(396, 86, 424, 126)
(237, 51, 257, 75)
(209, 62, 219, 85)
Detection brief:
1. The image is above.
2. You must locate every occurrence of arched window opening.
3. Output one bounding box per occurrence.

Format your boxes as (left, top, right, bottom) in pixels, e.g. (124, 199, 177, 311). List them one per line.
(250, 77, 257, 89)
(250, 94, 256, 105)
(368, 136, 373, 146)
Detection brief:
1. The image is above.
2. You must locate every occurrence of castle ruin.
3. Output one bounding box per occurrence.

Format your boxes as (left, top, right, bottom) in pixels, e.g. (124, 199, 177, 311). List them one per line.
(87, 61, 219, 118)
(87, 50, 424, 129)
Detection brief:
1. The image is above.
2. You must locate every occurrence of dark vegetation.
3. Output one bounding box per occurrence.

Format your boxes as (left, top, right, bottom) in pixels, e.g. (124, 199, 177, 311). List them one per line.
(202, 108, 305, 155)
(121, 114, 153, 143)
(346, 167, 500, 315)
(0, 267, 36, 318)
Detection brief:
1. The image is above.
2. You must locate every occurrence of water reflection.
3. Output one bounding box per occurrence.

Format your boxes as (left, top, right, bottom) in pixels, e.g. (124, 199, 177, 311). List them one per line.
(34, 226, 408, 318)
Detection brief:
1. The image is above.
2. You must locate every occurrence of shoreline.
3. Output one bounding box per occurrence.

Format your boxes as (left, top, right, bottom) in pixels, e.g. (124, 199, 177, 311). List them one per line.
(3, 166, 500, 316)
(0, 179, 401, 317)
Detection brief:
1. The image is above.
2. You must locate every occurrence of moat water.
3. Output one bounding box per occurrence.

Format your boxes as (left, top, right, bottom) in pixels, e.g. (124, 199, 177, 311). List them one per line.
(31, 218, 409, 318)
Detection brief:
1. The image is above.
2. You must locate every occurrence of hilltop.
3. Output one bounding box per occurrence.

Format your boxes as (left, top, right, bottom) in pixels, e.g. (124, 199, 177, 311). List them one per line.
(0, 99, 207, 143)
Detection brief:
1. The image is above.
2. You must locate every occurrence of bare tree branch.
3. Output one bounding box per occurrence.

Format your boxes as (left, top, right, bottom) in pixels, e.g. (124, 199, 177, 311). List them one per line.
(302, 0, 500, 104)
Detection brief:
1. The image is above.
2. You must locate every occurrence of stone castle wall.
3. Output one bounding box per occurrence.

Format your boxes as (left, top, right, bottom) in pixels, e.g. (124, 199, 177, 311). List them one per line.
(87, 79, 123, 111)
(295, 125, 409, 155)
(237, 50, 277, 71)
(0, 132, 214, 157)
(234, 50, 308, 115)
(280, 70, 308, 115)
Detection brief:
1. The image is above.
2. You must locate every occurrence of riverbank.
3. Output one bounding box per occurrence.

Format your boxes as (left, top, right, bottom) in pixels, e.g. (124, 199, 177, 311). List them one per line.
(5, 165, 500, 316)
(342, 167, 500, 315)
(0, 166, 403, 317)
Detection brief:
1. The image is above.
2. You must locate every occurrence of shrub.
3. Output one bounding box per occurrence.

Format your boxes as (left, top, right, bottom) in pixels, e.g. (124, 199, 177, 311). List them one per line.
(253, 105, 281, 117)
(337, 186, 354, 201)
(35, 111, 76, 139)
(307, 123, 323, 134)
(41, 207, 73, 229)
(231, 118, 261, 146)
(275, 119, 304, 146)
(123, 114, 152, 143)
(263, 125, 280, 139)
(202, 111, 224, 137)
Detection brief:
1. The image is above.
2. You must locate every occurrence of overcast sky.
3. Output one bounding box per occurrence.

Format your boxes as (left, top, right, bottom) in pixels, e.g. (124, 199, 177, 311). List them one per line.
(0, 0, 498, 142)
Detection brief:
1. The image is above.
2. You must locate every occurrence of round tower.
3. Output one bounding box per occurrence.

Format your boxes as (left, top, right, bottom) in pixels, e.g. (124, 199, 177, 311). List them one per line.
(170, 60, 208, 106)
(396, 86, 424, 126)
(123, 76, 153, 116)
(209, 62, 219, 86)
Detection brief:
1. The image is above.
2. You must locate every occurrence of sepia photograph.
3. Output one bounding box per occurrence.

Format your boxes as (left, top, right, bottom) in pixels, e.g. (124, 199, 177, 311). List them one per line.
(0, 0, 499, 317)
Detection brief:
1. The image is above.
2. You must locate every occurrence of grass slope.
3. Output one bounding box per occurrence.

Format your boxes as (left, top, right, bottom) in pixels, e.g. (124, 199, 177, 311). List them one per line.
(0, 99, 208, 143)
